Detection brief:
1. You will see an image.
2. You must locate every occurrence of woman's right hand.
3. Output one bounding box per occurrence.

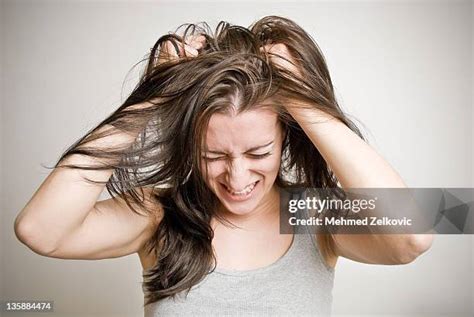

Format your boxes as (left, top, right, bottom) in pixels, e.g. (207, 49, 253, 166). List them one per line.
(158, 35, 206, 64)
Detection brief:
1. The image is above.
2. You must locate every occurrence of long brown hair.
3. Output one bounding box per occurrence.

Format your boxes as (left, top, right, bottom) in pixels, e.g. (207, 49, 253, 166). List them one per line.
(50, 15, 364, 305)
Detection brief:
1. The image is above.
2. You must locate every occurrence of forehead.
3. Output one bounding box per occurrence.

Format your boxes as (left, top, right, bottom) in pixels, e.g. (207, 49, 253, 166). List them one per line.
(203, 108, 280, 151)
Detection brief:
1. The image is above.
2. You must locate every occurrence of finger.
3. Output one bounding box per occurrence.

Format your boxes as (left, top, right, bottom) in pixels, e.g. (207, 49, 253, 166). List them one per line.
(160, 36, 202, 61)
(186, 35, 206, 50)
(182, 44, 198, 57)
(169, 40, 181, 56)
(160, 40, 180, 56)
(260, 44, 274, 53)
(167, 38, 197, 57)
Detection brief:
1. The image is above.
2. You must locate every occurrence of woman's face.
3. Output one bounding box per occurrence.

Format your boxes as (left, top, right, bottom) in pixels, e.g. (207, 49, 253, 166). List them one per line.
(200, 107, 284, 217)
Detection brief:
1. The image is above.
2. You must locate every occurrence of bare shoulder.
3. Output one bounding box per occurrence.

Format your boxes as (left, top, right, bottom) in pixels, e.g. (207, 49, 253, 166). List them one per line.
(136, 187, 161, 271)
(138, 243, 158, 271)
(315, 233, 338, 269)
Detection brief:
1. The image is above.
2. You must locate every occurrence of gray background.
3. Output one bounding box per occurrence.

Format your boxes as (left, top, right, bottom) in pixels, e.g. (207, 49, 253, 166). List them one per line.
(1, 0, 473, 316)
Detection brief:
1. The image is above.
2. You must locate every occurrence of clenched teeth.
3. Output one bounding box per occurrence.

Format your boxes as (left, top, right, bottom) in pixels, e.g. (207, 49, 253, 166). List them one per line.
(225, 181, 257, 195)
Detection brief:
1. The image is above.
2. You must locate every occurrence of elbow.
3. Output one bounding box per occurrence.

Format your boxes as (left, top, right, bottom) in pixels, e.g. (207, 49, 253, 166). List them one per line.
(14, 216, 59, 257)
(13, 215, 30, 246)
(394, 234, 435, 264)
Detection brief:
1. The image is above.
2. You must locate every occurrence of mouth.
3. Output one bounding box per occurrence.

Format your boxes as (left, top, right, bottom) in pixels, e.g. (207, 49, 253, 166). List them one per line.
(220, 180, 260, 201)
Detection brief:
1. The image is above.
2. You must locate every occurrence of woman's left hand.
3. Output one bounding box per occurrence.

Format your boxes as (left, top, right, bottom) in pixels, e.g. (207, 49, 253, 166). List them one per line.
(260, 43, 303, 78)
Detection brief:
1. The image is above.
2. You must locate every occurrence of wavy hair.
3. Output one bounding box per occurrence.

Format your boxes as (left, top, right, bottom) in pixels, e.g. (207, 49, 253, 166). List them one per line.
(50, 15, 364, 305)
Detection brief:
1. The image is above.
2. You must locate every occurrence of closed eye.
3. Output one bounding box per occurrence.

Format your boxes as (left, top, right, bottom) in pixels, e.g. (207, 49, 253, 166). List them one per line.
(202, 152, 272, 162)
(248, 152, 272, 159)
(202, 156, 225, 162)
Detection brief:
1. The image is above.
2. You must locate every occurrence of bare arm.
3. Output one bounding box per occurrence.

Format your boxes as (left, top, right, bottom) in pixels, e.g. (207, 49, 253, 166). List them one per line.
(14, 104, 160, 259)
(288, 108, 434, 266)
(14, 35, 206, 260)
(264, 43, 434, 267)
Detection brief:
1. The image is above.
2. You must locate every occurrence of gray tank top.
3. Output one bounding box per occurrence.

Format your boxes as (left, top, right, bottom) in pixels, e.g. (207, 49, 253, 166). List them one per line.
(142, 190, 335, 316)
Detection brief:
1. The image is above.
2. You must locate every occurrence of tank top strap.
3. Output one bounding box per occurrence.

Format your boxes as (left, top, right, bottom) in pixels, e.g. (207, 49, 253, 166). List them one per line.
(280, 186, 335, 274)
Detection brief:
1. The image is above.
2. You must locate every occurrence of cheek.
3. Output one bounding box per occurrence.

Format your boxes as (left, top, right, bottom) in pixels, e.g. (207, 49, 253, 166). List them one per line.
(207, 164, 225, 178)
(256, 154, 282, 174)
(261, 144, 284, 173)
(199, 160, 225, 182)
(240, 155, 283, 177)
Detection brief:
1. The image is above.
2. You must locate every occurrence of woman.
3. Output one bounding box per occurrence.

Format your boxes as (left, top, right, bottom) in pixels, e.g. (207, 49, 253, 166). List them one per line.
(14, 15, 433, 316)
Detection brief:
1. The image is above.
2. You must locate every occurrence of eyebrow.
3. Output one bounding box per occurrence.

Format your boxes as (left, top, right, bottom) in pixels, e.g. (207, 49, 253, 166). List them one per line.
(203, 140, 274, 155)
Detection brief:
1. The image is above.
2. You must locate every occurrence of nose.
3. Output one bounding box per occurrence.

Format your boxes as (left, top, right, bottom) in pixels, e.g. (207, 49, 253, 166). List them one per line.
(225, 157, 252, 191)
